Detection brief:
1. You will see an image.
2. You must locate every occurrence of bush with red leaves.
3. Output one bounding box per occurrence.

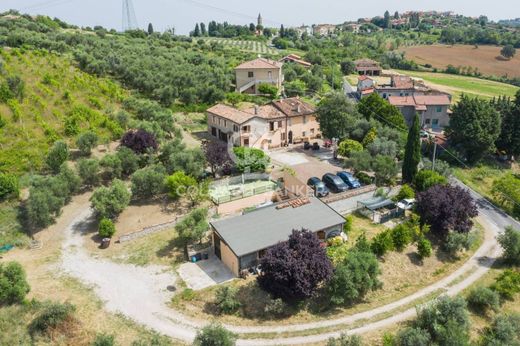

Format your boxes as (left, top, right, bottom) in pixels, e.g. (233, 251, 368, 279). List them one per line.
(121, 129, 158, 154)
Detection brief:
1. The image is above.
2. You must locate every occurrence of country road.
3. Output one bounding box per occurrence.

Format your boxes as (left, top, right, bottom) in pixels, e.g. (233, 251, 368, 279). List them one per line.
(56, 179, 519, 345)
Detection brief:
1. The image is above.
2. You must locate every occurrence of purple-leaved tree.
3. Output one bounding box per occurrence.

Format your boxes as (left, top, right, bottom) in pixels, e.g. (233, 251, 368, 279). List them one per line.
(416, 184, 478, 236)
(121, 129, 158, 154)
(202, 140, 233, 177)
(257, 229, 333, 303)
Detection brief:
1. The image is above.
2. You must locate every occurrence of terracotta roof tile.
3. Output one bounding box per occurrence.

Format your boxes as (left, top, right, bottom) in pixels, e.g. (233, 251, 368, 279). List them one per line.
(272, 97, 316, 117)
(235, 58, 283, 70)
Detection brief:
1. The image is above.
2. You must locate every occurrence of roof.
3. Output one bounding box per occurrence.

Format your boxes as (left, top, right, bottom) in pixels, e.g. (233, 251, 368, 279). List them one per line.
(211, 197, 345, 257)
(208, 97, 315, 124)
(358, 75, 373, 81)
(358, 197, 396, 211)
(207, 104, 256, 124)
(235, 58, 283, 70)
(280, 54, 312, 67)
(354, 58, 382, 70)
(391, 75, 414, 89)
(388, 94, 451, 110)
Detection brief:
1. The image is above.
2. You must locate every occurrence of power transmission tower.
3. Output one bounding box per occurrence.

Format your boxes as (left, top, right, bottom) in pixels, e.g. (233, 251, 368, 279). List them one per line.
(122, 0, 138, 31)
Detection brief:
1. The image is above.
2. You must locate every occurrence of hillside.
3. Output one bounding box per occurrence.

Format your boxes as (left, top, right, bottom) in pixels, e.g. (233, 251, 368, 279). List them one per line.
(401, 44, 520, 78)
(0, 48, 127, 175)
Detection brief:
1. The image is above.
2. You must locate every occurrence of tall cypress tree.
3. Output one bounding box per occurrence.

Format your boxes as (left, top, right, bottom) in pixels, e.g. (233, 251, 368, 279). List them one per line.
(402, 113, 421, 183)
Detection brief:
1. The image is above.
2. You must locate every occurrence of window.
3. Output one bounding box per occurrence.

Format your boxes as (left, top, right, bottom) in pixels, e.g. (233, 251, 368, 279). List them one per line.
(432, 119, 439, 126)
(242, 125, 250, 133)
(233, 125, 239, 132)
(436, 106, 442, 112)
(311, 128, 315, 134)
(218, 118, 221, 126)
(383, 93, 387, 99)
(268, 71, 272, 79)
(425, 118, 431, 124)
(211, 127, 217, 136)
(269, 122, 274, 131)
(303, 115, 307, 124)
(278, 121, 282, 128)
(248, 71, 254, 78)
(224, 120, 227, 127)
(302, 131, 306, 137)
(400, 92, 404, 96)
(213, 116, 216, 123)
(288, 118, 292, 126)
(281, 132, 286, 141)
(243, 138, 250, 146)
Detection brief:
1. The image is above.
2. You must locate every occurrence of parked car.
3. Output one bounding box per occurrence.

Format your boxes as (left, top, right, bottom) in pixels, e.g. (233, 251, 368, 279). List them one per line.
(312, 142, 320, 150)
(337, 171, 361, 189)
(322, 174, 349, 193)
(420, 130, 430, 139)
(397, 198, 416, 210)
(307, 177, 330, 197)
(303, 141, 311, 150)
(323, 139, 332, 148)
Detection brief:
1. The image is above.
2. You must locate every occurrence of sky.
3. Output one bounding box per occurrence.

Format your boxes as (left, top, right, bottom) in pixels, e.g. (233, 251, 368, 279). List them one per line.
(1, 0, 518, 35)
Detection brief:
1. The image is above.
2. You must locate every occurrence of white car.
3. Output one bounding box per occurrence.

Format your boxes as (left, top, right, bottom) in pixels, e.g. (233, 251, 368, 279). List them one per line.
(397, 198, 416, 210)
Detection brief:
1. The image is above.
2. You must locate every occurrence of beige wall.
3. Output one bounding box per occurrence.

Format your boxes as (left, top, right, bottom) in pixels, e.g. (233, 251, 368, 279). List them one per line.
(218, 235, 240, 276)
(286, 115, 320, 143)
(236, 68, 283, 94)
(421, 105, 450, 128)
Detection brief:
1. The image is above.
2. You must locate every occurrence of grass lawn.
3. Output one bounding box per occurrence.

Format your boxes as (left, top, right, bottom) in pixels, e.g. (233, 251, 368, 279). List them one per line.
(0, 200, 29, 247)
(171, 213, 484, 330)
(394, 70, 519, 101)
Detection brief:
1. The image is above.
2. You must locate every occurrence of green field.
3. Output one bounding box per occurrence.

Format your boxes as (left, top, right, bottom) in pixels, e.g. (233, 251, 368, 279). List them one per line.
(0, 48, 129, 175)
(395, 70, 519, 101)
(199, 37, 279, 55)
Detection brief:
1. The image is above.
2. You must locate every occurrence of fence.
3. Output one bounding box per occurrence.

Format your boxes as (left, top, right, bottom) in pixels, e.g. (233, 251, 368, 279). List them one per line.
(321, 184, 377, 204)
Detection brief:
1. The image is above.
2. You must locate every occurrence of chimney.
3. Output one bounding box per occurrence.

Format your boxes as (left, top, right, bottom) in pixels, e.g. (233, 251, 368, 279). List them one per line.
(254, 105, 259, 115)
(297, 105, 301, 113)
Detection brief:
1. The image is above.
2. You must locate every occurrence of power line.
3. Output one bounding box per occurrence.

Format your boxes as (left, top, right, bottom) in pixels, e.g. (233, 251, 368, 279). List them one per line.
(21, 0, 76, 11)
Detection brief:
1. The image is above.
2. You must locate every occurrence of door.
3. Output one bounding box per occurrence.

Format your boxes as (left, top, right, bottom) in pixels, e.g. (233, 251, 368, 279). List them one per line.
(288, 131, 293, 144)
(214, 233, 221, 260)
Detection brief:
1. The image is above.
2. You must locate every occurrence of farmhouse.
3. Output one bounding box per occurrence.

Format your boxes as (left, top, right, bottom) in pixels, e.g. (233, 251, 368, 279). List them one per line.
(388, 94, 452, 129)
(235, 58, 284, 95)
(207, 97, 320, 149)
(279, 54, 312, 68)
(354, 58, 382, 76)
(210, 197, 346, 276)
(312, 24, 337, 36)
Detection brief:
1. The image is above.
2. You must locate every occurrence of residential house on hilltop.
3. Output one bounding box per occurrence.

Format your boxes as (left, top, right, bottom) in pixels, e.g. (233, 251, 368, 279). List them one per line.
(235, 58, 283, 95)
(207, 97, 320, 149)
(312, 24, 337, 36)
(354, 58, 382, 76)
(211, 196, 345, 276)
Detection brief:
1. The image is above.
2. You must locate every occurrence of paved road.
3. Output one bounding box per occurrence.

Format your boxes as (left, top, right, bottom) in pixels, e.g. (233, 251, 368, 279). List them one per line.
(54, 180, 519, 345)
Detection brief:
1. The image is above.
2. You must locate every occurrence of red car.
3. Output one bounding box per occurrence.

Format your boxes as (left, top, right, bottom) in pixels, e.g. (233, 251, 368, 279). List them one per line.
(323, 139, 332, 148)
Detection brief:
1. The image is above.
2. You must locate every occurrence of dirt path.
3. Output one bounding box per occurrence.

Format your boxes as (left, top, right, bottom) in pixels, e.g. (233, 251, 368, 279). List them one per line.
(52, 180, 518, 345)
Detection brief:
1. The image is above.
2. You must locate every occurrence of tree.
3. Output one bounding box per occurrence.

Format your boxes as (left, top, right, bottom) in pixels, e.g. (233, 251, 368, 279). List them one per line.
(391, 224, 413, 252)
(25, 186, 64, 229)
(200, 22, 207, 36)
(448, 95, 501, 164)
(193, 23, 201, 37)
(116, 147, 139, 176)
(394, 184, 415, 201)
(258, 83, 278, 98)
(383, 10, 392, 29)
(340, 61, 356, 75)
(491, 269, 520, 300)
(481, 313, 520, 346)
(147, 23, 154, 35)
(402, 114, 421, 183)
(396, 327, 431, 346)
(327, 250, 381, 305)
(358, 93, 407, 130)
(215, 286, 241, 314)
(498, 226, 520, 265)
(233, 147, 269, 173)
(164, 148, 206, 178)
(174, 208, 208, 260)
(90, 179, 131, 219)
(258, 229, 333, 303)
(194, 323, 236, 346)
(121, 129, 158, 154)
(100, 154, 123, 180)
(370, 229, 394, 257)
(500, 45, 516, 60)
(76, 131, 98, 156)
(416, 185, 478, 236)
(413, 169, 448, 192)
(417, 237, 432, 259)
(46, 140, 69, 173)
(327, 334, 363, 346)
(415, 296, 470, 346)
(444, 231, 472, 257)
(0, 261, 30, 305)
(130, 165, 166, 200)
(492, 174, 520, 219)
(338, 139, 363, 157)
(0, 173, 19, 200)
(78, 158, 100, 187)
(98, 218, 116, 238)
(316, 93, 360, 140)
(495, 98, 520, 160)
(203, 140, 232, 177)
(285, 80, 306, 97)
(467, 286, 500, 314)
(164, 171, 197, 200)
(372, 155, 398, 186)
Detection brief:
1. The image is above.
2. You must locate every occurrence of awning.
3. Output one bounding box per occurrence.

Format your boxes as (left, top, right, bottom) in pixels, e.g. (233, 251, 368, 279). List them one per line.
(358, 197, 396, 211)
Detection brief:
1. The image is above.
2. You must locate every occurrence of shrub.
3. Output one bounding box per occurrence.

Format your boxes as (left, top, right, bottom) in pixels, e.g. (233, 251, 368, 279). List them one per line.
(338, 139, 363, 157)
(46, 140, 69, 173)
(343, 215, 353, 234)
(92, 333, 115, 346)
(90, 180, 131, 219)
(481, 313, 520, 346)
(258, 229, 333, 303)
(98, 218, 116, 238)
(391, 224, 413, 252)
(164, 171, 197, 200)
(193, 323, 236, 346)
(396, 327, 431, 346)
(413, 170, 447, 192)
(233, 147, 270, 173)
(258, 83, 278, 98)
(76, 131, 98, 156)
(0, 173, 20, 200)
(327, 334, 363, 346)
(394, 184, 415, 202)
(371, 229, 394, 257)
(116, 147, 139, 176)
(263, 297, 286, 317)
(0, 262, 30, 305)
(443, 232, 472, 258)
(100, 154, 123, 180)
(78, 158, 100, 187)
(327, 250, 381, 305)
(130, 165, 166, 200)
(215, 286, 241, 314)
(416, 237, 432, 259)
(491, 269, 520, 300)
(29, 302, 76, 336)
(497, 226, 520, 265)
(354, 172, 372, 185)
(467, 286, 500, 314)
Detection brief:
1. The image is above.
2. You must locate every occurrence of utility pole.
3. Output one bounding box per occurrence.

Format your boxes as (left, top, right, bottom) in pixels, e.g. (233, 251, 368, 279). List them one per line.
(122, 0, 139, 32)
(432, 137, 438, 172)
